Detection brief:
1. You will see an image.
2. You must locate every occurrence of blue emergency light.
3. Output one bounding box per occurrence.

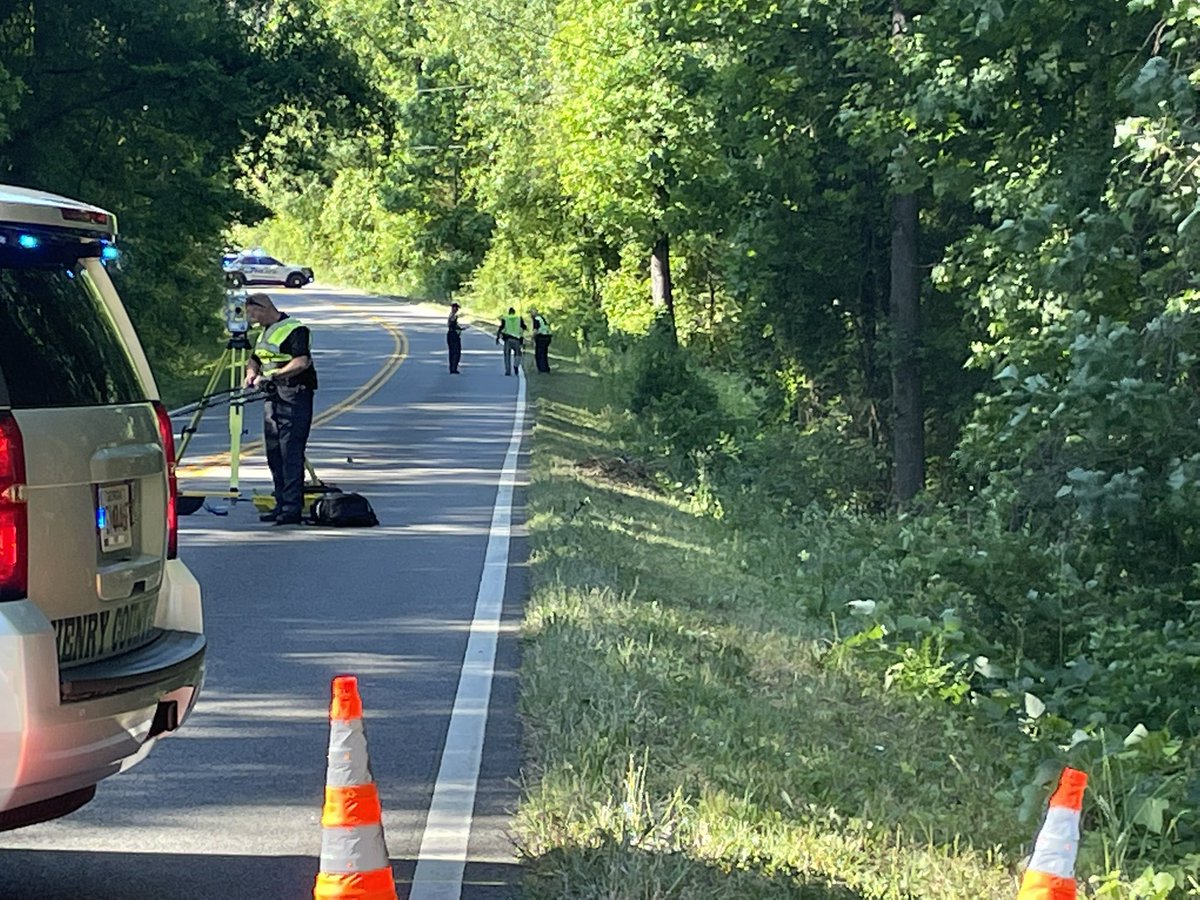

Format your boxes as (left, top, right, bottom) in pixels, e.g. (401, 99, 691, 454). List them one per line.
(17, 234, 39, 249)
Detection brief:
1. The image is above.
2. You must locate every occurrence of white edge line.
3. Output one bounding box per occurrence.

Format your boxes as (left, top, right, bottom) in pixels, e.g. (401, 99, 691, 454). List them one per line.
(408, 369, 527, 900)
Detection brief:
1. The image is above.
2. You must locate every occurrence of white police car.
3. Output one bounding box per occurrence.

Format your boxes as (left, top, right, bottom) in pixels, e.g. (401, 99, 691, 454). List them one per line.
(0, 185, 206, 830)
(225, 249, 314, 289)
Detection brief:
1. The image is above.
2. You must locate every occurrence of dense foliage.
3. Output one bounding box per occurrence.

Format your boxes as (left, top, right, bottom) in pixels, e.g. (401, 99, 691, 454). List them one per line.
(0, 0, 374, 382)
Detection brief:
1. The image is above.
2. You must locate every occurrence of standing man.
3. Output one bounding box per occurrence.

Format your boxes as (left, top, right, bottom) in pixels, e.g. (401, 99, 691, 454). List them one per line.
(495, 306, 527, 376)
(447, 302, 464, 373)
(243, 293, 317, 526)
(531, 307, 552, 373)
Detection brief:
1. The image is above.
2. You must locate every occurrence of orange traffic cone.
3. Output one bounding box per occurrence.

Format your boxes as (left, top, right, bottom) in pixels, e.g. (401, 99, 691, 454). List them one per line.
(314, 675, 397, 900)
(1017, 767, 1088, 900)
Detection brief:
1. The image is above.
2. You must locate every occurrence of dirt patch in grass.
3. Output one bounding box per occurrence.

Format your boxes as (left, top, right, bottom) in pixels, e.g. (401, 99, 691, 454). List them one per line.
(575, 453, 661, 493)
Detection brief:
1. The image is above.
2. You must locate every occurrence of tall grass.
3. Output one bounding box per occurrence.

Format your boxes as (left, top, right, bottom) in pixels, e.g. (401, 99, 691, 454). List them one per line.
(515, 355, 1026, 898)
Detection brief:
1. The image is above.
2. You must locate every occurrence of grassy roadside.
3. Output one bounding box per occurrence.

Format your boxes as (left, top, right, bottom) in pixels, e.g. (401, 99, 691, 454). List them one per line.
(515, 350, 1028, 899)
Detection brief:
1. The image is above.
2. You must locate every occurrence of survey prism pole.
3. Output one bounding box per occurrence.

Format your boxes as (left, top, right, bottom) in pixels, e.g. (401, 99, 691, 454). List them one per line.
(226, 334, 251, 494)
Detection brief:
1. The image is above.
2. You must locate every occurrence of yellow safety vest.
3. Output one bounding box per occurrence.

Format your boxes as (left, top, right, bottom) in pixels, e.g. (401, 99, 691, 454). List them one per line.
(502, 314, 521, 338)
(255, 317, 308, 375)
(534, 315, 551, 336)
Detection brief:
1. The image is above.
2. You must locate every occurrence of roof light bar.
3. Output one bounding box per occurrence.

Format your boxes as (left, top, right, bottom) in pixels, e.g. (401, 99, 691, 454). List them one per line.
(60, 207, 110, 226)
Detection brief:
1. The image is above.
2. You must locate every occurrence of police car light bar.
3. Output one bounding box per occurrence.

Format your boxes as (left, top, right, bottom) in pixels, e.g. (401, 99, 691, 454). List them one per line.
(0, 227, 112, 263)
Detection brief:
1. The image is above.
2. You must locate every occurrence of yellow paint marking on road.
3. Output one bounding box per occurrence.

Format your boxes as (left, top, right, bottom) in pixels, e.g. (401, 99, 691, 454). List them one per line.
(179, 313, 407, 479)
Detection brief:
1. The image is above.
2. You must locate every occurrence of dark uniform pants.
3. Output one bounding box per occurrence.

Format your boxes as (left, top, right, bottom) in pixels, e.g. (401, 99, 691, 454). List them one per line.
(534, 334, 552, 372)
(502, 335, 523, 375)
(448, 332, 462, 372)
(264, 384, 314, 519)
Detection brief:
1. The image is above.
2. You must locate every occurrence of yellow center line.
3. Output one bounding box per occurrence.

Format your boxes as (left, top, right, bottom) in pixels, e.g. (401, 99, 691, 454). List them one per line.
(179, 311, 408, 479)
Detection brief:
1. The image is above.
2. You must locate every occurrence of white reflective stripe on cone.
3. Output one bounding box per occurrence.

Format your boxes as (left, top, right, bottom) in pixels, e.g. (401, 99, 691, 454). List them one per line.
(1027, 806, 1081, 879)
(325, 720, 372, 787)
(319, 824, 391, 874)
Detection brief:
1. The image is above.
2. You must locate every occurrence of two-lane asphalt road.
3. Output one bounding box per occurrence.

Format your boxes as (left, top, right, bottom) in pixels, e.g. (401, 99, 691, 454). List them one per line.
(0, 288, 526, 899)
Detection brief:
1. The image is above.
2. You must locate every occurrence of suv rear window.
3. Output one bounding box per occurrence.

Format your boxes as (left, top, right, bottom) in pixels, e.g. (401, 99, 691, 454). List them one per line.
(0, 255, 146, 409)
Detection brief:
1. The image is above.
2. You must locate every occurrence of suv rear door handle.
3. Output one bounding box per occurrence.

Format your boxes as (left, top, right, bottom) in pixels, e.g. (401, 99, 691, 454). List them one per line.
(97, 555, 162, 601)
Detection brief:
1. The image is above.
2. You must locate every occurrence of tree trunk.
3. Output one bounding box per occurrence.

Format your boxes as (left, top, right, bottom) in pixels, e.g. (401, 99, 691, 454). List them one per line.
(889, 191, 925, 503)
(650, 233, 677, 340)
(856, 188, 888, 452)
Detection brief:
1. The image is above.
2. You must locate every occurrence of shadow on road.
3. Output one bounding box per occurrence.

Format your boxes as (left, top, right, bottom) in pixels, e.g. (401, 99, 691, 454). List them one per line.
(0, 849, 522, 899)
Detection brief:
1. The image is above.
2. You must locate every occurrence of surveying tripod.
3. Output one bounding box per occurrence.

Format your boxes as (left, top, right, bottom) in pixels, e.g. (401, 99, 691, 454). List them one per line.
(175, 332, 253, 491)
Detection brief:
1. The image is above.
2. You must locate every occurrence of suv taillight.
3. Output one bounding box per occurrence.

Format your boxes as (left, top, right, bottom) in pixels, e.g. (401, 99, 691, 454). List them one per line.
(0, 411, 28, 601)
(152, 402, 178, 559)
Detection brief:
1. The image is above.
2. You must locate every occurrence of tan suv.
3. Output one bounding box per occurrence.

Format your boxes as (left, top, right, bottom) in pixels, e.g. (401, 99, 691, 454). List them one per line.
(0, 185, 206, 829)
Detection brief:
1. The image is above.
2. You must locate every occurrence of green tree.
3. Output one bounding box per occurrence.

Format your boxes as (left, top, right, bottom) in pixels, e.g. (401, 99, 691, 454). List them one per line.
(0, 0, 373, 379)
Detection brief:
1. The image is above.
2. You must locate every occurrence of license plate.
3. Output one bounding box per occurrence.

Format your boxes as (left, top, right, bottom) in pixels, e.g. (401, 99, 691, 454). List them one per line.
(97, 483, 133, 552)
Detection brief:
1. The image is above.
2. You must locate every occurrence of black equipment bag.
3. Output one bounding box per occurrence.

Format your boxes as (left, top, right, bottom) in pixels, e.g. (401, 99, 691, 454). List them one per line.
(309, 491, 379, 527)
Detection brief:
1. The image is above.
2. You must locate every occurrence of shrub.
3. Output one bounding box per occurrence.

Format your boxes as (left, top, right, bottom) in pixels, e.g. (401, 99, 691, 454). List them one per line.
(711, 403, 891, 521)
(959, 308, 1200, 586)
(624, 316, 723, 465)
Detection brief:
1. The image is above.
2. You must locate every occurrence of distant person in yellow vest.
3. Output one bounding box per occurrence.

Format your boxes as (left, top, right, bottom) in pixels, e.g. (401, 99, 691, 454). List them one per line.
(495, 307, 527, 376)
(531, 308, 552, 373)
(243, 293, 317, 526)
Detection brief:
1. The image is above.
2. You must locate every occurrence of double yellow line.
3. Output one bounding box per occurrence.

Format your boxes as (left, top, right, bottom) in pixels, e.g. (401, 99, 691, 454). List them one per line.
(179, 313, 408, 478)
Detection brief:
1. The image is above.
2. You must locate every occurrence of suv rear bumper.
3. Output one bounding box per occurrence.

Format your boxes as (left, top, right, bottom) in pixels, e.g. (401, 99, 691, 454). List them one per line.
(0, 559, 205, 819)
(60, 629, 204, 703)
